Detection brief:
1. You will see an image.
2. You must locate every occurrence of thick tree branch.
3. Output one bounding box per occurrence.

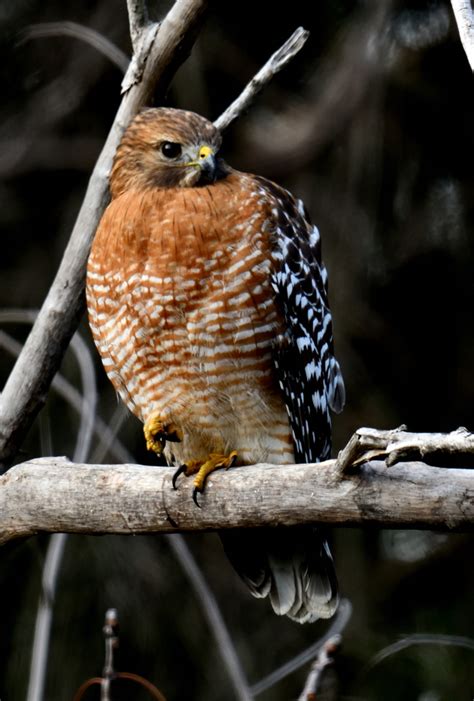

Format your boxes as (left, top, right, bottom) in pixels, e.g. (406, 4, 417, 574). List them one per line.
(0, 0, 208, 470)
(1, 457, 473, 546)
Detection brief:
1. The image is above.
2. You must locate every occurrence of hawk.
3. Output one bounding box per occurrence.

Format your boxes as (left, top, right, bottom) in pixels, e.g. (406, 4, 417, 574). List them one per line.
(86, 107, 345, 623)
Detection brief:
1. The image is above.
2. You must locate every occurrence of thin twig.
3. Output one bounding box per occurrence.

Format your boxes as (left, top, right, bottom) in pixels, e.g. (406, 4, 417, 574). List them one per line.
(72, 678, 103, 701)
(26, 533, 68, 701)
(21, 22, 130, 73)
(165, 534, 253, 701)
(297, 635, 341, 701)
(115, 673, 167, 700)
(364, 633, 474, 674)
(250, 599, 351, 697)
(90, 404, 131, 464)
(74, 611, 168, 701)
(101, 608, 119, 701)
(214, 27, 309, 132)
(450, 0, 474, 71)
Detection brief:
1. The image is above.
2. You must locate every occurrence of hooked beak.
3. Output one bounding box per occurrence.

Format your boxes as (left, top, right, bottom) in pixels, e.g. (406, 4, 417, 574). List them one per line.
(197, 144, 218, 183)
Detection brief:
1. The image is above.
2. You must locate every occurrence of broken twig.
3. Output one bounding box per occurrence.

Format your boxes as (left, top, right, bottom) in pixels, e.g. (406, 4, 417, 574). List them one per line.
(214, 26, 309, 132)
(336, 426, 474, 473)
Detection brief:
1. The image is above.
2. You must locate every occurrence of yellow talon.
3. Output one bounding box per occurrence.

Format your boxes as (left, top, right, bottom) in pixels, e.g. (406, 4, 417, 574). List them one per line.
(172, 450, 238, 506)
(193, 451, 238, 492)
(143, 413, 183, 454)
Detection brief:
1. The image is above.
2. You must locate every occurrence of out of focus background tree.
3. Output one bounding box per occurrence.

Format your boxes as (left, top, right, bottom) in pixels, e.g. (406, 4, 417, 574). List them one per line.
(0, 1, 473, 699)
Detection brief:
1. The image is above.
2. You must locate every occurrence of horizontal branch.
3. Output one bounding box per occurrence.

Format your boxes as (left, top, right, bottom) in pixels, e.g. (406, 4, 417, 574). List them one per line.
(1, 457, 473, 545)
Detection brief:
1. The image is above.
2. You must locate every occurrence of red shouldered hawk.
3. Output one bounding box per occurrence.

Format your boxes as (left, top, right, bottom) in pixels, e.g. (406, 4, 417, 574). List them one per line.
(86, 108, 345, 623)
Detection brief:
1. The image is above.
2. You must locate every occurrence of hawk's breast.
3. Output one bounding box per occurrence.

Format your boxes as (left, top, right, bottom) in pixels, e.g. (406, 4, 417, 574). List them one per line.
(87, 172, 294, 465)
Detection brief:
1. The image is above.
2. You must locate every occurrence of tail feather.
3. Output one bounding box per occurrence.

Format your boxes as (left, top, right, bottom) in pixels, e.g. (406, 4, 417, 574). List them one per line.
(220, 525, 338, 623)
(268, 550, 299, 617)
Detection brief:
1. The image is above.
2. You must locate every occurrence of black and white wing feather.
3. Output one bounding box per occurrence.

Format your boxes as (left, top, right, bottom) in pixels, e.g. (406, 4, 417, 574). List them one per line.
(257, 177, 345, 463)
(222, 176, 344, 624)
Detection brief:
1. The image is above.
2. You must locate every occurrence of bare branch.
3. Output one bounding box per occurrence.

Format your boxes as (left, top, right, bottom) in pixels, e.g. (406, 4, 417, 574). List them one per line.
(165, 535, 252, 701)
(214, 27, 310, 132)
(297, 635, 341, 701)
(1, 456, 473, 546)
(127, 0, 150, 52)
(101, 608, 119, 701)
(26, 533, 68, 701)
(21, 22, 130, 73)
(0, 0, 208, 470)
(450, 0, 474, 71)
(336, 426, 474, 473)
(365, 633, 474, 672)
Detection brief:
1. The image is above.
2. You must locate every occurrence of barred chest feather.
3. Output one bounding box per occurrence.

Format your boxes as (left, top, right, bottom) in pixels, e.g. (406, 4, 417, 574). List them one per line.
(86, 172, 295, 466)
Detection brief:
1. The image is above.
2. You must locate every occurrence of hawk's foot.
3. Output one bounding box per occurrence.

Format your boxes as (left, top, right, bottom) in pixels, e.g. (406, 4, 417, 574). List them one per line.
(143, 413, 183, 454)
(172, 450, 238, 507)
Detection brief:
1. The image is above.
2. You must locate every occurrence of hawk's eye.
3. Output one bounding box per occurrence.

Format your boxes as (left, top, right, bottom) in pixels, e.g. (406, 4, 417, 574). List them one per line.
(160, 141, 182, 159)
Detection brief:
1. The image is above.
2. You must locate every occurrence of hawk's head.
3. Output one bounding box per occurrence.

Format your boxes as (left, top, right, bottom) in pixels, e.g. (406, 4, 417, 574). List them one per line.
(110, 108, 227, 198)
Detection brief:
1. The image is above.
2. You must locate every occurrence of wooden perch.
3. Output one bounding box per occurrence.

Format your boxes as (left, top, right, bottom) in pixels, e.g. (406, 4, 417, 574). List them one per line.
(1, 456, 473, 545)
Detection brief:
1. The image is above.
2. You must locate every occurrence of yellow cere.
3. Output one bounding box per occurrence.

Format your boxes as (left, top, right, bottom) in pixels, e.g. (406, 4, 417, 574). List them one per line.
(199, 145, 214, 159)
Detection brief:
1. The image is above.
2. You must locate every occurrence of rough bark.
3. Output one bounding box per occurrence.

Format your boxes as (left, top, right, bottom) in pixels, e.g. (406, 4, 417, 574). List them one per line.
(1, 456, 473, 545)
(336, 426, 474, 471)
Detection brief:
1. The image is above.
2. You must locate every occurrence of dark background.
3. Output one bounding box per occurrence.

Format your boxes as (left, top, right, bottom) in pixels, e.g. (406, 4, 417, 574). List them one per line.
(0, 0, 473, 699)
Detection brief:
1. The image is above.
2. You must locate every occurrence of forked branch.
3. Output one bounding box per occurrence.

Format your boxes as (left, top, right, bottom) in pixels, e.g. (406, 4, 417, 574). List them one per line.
(337, 426, 474, 472)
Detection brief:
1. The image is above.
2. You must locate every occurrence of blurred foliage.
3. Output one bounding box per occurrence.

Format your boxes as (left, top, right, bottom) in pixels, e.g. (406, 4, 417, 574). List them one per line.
(0, 0, 473, 699)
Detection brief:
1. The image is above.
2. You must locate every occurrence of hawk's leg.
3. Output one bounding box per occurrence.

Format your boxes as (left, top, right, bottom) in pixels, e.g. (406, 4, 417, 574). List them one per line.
(143, 412, 183, 454)
(173, 451, 238, 507)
